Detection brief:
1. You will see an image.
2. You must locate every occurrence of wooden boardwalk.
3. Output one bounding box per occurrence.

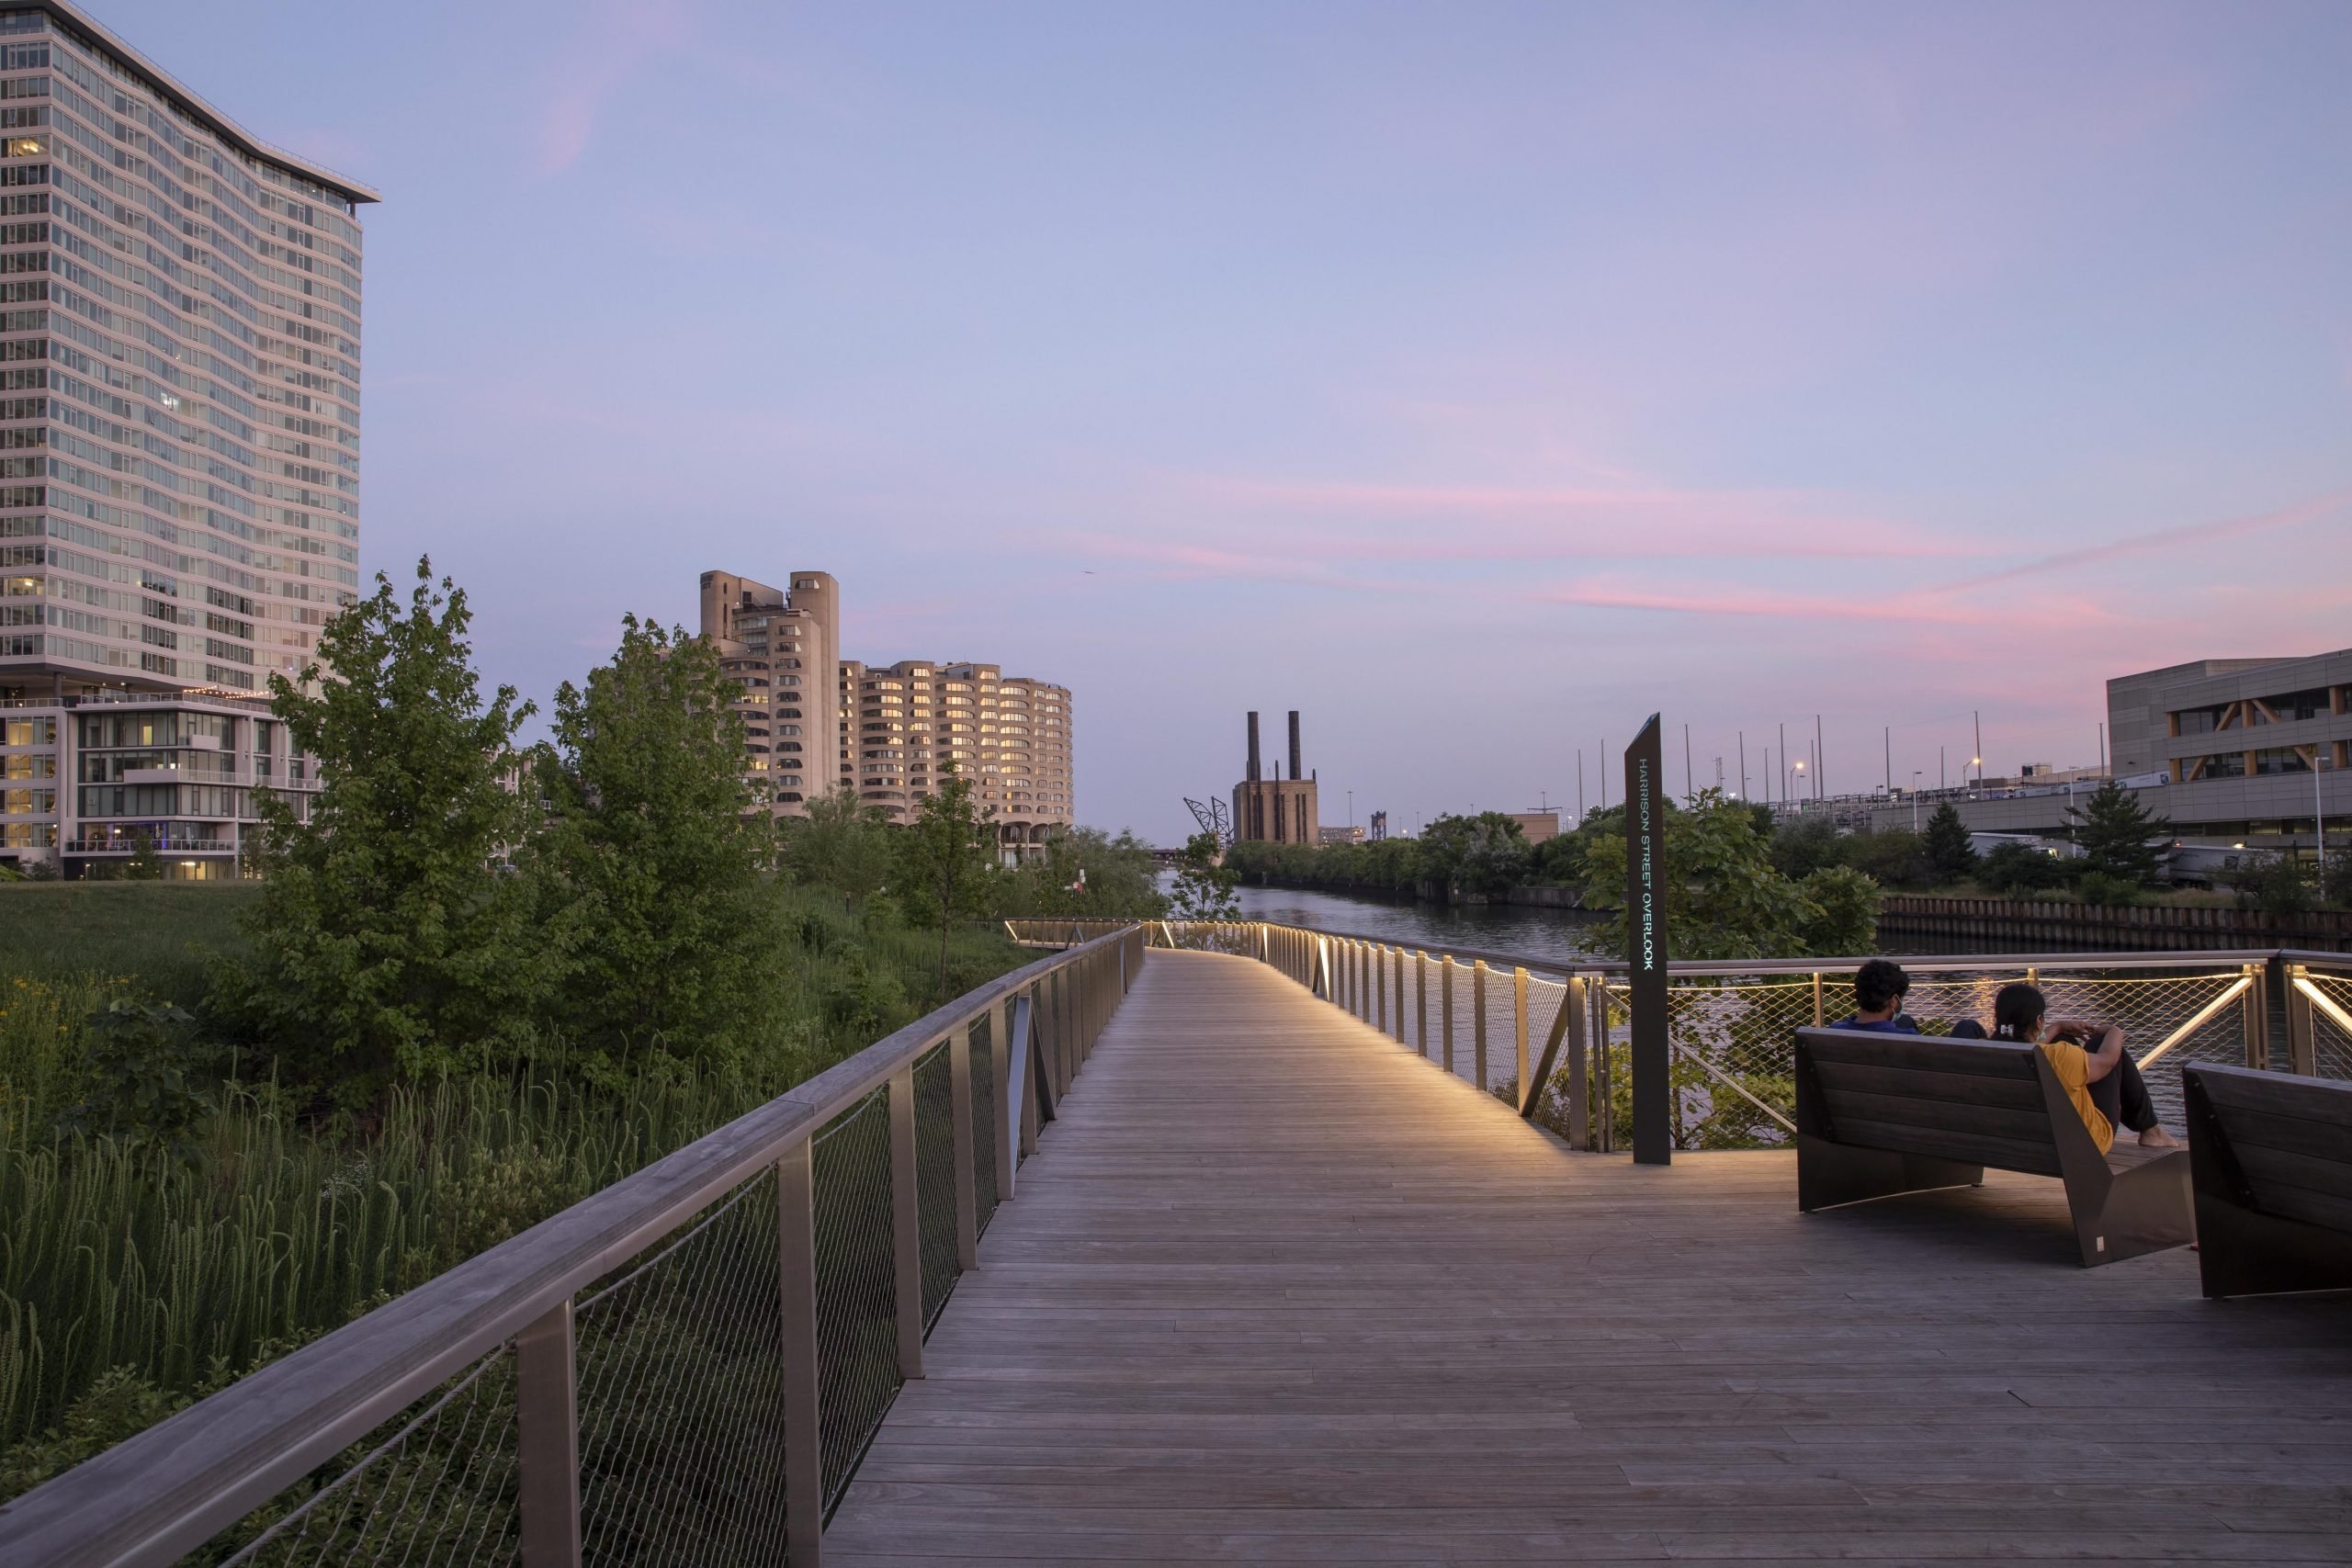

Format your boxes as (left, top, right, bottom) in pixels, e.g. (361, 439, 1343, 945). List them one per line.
(826, 950, 2352, 1565)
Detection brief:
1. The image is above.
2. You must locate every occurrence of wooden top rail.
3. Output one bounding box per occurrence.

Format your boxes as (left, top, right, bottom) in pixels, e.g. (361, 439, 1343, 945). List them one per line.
(0, 926, 1145, 1568)
(1164, 918, 2302, 978)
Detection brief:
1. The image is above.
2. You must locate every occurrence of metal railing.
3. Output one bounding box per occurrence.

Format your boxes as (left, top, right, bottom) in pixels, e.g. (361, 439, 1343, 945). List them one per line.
(1141, 919, 2351, 1154)
(0, 925, 1146, 1568)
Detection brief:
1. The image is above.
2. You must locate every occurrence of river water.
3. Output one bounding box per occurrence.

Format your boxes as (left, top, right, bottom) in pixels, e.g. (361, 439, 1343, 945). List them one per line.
(1223, 882, 1608, 967)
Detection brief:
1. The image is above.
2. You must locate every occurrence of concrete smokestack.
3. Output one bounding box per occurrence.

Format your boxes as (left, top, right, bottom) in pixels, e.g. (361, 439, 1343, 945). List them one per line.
(1247, 711, 1261, 783)
(1288, 711, 1302, 783)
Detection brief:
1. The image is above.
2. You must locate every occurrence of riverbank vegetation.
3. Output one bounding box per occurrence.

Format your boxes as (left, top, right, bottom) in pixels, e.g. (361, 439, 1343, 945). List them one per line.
(0, 560, 1161, 1496)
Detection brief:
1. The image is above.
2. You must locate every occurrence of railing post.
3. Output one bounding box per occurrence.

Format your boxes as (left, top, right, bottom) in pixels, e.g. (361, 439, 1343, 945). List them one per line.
(514, 1299, 581, 1568)
(1442, 956, 1456, 1074)
(2243, 962, 2270, 1068)
(1593, 988, 1613, 1154)
(1566, 976, 1590, 1148)
(1376, 946, 1388, 1034)
(1472, 960, 1488, 1088)
(888, 1065, 923, 1380)
(993, 995, 1017, 1196)
(1017, 988, 1042, 1161)
(1394, 950, 1407, 1044)
(949, 1021, 978, 1271)
(2287, 963, 2318, 1077)
(776, 1138, 824, 1568)
(1416, 951, 1428, 1056)
(1811, 971, 1826, 1027)
(1513, 967, 1529, 1099)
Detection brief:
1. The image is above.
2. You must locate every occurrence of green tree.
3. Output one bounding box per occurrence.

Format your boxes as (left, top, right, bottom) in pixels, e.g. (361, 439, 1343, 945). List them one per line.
(1769, 814, 1843, 877)
(1168, 830, 1240, 920)
(1922, 804, 1977, 885)
(2067, 782, 2171, 886)
(121, 834, 164, 882)
(899, 762, 1001, 987)
(784, 783, 897, 908)
(1580, 788, 1880, 961)
(531, 616, 785, 1074)
(1841, 828, 1933, 889)
(220, 559, 546, 1105)
(1419, 812, 1532, 897)
(1001, 827, 1167, 919)
(1977, 840, 2078, 897)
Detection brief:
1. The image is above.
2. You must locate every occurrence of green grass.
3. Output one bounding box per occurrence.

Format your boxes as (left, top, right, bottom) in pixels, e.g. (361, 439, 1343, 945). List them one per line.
(0, 881, 1037, 1497)
(0, 883, 261, 1008)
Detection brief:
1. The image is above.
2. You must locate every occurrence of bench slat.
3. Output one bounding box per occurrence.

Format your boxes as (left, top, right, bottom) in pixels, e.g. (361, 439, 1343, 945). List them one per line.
(2231, 1142, 2352, 1205)
(2204, 1103, 2352, 1167)
(1815, 1089, 2053, 1146)
(1797, 1031, 2040, 1078)
(1811, 1060, 2047, 1111)
(2188, 1065, 2352, 1126)
(2253, 1183, 2352, 1237)
(1829, 1116, 2065, 1179)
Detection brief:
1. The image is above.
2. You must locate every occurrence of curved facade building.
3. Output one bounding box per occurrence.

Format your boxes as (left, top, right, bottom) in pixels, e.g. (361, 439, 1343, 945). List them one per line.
(0, 0, 374, 701)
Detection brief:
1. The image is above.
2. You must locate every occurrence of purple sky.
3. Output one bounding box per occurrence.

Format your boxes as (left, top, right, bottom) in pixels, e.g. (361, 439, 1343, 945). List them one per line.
(109, 0, 2352, 840)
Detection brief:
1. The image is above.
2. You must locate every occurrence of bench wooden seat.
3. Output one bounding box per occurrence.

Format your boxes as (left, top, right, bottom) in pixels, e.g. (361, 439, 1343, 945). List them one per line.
(1793, 1026, 2193, 1267)
(2181, 1062, 2352, 1299)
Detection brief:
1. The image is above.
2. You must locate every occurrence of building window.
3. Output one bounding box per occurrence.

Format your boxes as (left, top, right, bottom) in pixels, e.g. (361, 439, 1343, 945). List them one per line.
(2254, 747, 2311, 776)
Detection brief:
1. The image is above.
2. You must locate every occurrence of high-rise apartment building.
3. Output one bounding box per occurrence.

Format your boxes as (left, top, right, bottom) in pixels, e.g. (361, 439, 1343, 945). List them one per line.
(0, 2, 366, 877)
(697, 565, 1075, 854)
(698, 569, 839, 809)
(838, 659, 1072, 859)
(0, 1, 374, 699)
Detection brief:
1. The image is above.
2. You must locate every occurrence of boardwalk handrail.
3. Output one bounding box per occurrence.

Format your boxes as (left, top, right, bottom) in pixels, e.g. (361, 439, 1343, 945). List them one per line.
(0, 925, 1147, 1568)
(1143, 919, 2351, 1152)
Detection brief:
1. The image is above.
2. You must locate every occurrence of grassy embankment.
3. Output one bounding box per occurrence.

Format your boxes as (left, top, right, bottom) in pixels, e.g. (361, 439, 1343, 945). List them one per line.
(0, 880, 1033, 1495)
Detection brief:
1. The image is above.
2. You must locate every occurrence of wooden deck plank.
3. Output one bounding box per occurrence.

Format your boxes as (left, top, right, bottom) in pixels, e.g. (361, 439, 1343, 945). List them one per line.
(824, 951, 2352, 1564)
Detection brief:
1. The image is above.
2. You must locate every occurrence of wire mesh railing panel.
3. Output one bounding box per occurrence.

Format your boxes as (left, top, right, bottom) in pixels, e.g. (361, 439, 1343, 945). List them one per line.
(913, 1042, 961, 1330)
(1574, 966, 2258, 1148)
(2025, 971, 2251, 1125)
(1512, 976, 1569, 1115)
(213, 1348, 521, 1568)
(572, 1171, 787, 1568)
(810, 1091, 900, 1509)
(969, 1014, 1000, 1234)
(2307, 971, 2352, 1081)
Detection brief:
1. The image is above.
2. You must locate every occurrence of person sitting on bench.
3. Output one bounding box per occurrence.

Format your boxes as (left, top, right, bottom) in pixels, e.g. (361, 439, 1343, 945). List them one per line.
(1832, 958, 1918, 1033)
(1989, 982, 2177, 1151)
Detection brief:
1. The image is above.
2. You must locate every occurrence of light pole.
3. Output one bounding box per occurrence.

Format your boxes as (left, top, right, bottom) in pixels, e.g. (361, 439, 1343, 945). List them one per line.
(1911, 771, 1923, 832)
(2316, 753, 2330, 890)
(1792, 757, 1804, 806)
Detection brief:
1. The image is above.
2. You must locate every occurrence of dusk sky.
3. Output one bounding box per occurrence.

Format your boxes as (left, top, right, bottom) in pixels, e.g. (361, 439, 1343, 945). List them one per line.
(109, 0, 2351, 841)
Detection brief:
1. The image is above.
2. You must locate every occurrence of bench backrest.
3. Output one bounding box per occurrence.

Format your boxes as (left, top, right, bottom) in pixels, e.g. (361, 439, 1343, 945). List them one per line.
(1795, 1027, 2062, 1178)
(2182, 1063, 2352, 1235)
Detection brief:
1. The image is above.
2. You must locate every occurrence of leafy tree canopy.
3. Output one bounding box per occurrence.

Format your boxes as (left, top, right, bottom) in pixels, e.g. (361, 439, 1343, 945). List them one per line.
(1418, 811, 1532, 897)
(1922, 804, 1977, 885)
(220, 558, 547, 1105)
(1168, 830, 1241, 921)
(1580, 788, 1879, 962)
(531, 615, 785, 1075)
(784, 783, 898, 907)
(2068, 782, 2171, 886)
(999, 827, 1167, 919)
(899, 763, 1001, 987)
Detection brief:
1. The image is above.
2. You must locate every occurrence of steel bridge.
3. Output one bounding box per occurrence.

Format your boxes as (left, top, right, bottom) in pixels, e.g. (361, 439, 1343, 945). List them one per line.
(6, 926, 2352, 1565)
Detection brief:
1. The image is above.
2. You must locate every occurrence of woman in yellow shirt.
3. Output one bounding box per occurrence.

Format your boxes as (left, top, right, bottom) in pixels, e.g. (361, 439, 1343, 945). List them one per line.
(1988, 983, 2178, 1154)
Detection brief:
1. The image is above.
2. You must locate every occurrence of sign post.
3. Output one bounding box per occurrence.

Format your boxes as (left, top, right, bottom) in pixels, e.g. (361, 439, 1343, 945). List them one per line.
(1624, 714, 1671, 1165)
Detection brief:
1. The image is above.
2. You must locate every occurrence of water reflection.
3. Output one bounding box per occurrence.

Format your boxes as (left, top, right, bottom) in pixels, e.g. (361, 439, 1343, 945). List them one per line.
(1221, 881, 1607, 967)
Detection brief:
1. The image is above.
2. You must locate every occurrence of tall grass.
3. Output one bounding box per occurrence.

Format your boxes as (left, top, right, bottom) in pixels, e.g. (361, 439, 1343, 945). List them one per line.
(0, 881, 1034, 1493)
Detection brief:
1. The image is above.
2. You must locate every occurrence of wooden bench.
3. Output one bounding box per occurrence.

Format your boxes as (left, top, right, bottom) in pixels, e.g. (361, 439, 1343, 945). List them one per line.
(2181, 1063, 2352, 1299)
(1793, 1026, 2193, 1267)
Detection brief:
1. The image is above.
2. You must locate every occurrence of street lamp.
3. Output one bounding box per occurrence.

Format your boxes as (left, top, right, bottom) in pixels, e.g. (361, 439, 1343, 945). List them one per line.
(1911, 771, 1923, 831)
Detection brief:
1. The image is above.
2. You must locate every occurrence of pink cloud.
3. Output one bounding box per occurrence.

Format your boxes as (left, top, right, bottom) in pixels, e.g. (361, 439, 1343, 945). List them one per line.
(1923, 487, 2352, 596)
(530, 0, 701, 176)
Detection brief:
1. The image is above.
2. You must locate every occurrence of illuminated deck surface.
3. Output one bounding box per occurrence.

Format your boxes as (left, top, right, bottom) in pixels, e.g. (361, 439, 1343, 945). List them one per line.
(826, 950, 2352, 1566)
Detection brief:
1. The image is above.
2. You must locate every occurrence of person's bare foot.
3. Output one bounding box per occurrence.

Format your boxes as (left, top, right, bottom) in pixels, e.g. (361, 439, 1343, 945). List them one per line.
(2138, 1126, 2179, 1149)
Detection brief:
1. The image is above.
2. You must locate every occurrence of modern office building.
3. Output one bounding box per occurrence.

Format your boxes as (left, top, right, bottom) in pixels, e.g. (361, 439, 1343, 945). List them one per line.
(1233, 710, 1318, 845)
(697, 568, 839, 810)
(1860, 647, 2352, 855)
(0, 1, 368, 876)
(839, 658, 1073, 860)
